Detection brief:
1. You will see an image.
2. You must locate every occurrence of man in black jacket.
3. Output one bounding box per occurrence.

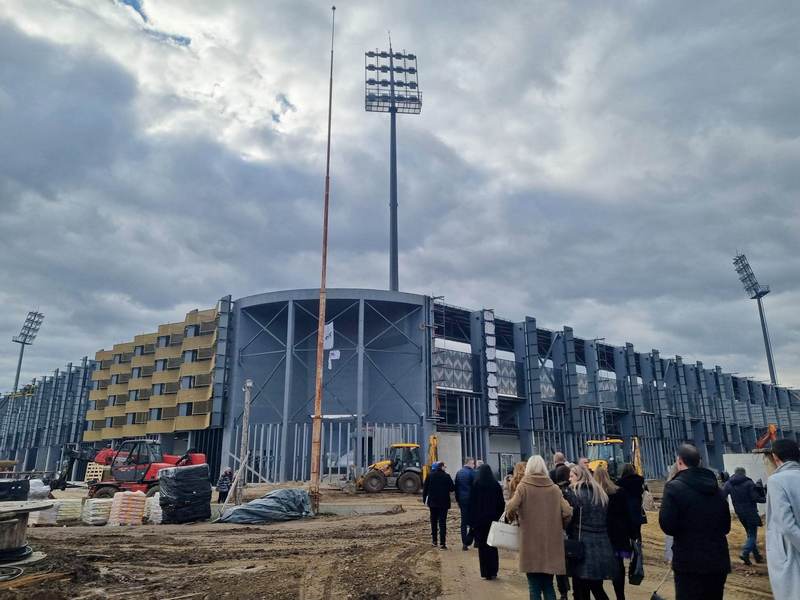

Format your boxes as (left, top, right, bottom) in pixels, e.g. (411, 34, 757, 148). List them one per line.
(722, 466, 766, 565)
(422, 461, 455, 549)
(659, 444, 731, 600)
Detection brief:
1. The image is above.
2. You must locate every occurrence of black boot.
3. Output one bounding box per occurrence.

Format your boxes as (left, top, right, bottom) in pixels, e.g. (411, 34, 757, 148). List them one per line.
(740, 553, 752, 566)
(753, 550, 764, 564)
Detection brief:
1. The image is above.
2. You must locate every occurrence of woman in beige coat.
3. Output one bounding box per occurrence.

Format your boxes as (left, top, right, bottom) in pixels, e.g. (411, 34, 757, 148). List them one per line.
(507, 455, 573, 600)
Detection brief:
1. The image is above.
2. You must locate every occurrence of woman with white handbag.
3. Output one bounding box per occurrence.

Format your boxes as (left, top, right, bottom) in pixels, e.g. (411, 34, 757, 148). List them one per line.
(468, 464, 506, 580)
(506, 455, 573, 600)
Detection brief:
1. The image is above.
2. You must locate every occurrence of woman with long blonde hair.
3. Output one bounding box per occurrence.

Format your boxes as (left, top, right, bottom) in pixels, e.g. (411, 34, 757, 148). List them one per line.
(594, 468, 635, 600)
(565, 465, 616, 600)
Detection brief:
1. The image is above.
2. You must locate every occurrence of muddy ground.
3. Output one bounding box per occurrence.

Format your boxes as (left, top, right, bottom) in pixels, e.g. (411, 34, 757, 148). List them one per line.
(1, 490, 774, 600)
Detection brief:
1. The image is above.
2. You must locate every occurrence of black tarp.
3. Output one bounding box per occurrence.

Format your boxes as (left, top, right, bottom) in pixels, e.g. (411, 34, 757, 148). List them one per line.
(0, 480, 29, 501)
(159, 464, 212, 524)
(217, 488, 312, 524)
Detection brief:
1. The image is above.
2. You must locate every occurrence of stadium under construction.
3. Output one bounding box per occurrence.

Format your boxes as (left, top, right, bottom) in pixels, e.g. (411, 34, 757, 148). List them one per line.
(3, 287, 798, 481)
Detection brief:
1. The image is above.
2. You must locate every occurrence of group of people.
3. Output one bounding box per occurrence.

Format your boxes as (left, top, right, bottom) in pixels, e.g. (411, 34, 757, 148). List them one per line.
(420, 437, 800, 600)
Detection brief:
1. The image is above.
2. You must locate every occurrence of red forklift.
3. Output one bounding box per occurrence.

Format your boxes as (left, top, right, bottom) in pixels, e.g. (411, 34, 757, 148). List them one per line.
(50, 439, 206, 498)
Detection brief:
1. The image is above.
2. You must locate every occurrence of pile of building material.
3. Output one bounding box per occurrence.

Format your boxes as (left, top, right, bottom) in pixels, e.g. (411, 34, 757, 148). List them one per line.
(107, 491, 146, 526)
(144, 493, 163, 524)
(28, 499, 82, 526)
(159, 464, 211, 524)
(81, 499, 113, 526)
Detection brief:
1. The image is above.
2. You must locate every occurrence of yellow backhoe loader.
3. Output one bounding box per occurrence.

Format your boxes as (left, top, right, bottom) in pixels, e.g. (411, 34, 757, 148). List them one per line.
(586, 437, 643, 479)
(355, 435, 438, 494)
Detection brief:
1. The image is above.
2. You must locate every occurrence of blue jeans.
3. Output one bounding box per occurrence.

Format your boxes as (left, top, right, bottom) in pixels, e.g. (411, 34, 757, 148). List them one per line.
(742, 524, 758, 557)
(527, 573, 556, 600)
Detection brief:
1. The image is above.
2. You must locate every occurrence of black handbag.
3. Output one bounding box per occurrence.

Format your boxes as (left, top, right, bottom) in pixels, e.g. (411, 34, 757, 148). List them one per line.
(564, 505, 585, 562)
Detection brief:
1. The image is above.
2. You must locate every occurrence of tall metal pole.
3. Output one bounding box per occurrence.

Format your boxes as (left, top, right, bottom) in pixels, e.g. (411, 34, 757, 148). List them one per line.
(310, 5, 336, 514)
(235, 378, 253, 504)
(388, 43, 399, 292)
(756, 297, 778, 385)
(12, 342, 25, 393)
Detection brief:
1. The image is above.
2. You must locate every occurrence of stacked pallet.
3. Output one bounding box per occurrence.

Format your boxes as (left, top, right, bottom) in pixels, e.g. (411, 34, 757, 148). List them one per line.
(84, 462, 105, 482)
(81, 499, 113, 526)
(107, 491, 146, 526)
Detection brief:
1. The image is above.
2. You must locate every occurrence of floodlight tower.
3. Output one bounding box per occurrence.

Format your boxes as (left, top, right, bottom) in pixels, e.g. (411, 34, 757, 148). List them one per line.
(365, 41, 422, 292)
(11, 310, 44, 392)
(733, 254, 777, 385)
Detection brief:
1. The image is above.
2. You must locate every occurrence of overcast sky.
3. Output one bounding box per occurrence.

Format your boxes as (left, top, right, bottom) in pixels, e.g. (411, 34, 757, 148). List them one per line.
(1, 1, 798, 391)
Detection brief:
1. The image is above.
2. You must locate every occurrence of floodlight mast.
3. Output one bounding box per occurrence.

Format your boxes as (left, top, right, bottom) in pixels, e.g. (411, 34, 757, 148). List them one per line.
(11, 310, 44, 392)
(733, 254, 777, 385)
(365, 41, 421, 292)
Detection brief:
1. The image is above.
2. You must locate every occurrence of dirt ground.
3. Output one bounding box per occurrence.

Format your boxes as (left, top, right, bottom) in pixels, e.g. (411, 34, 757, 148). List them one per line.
(1, 489, 774, 600)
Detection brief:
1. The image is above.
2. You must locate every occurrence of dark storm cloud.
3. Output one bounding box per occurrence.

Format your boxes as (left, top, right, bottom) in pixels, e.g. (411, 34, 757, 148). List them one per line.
(0, 1, 798, 390)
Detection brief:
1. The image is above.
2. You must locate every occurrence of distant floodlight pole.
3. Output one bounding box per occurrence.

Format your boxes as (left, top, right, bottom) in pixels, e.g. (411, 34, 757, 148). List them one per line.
(11, 310, 44, 393)
(365, 40, 422, 292)
(733, 254, 777, 385)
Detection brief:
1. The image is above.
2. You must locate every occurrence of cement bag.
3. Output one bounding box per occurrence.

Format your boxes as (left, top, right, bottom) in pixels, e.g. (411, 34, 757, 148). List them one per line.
(29, 503, 59, 526)
(107, 491, 146, 526)
(218, 488, 312, 524)
(159, 464, 211, 524)
(144, 493, 163, 524)
(27, 479, 50, 500)
(81, 499, 113, 526)
(55, 498, 83, 523)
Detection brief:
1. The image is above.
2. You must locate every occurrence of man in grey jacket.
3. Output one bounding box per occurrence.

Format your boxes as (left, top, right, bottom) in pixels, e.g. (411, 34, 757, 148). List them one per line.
(766, 438, 800, 600)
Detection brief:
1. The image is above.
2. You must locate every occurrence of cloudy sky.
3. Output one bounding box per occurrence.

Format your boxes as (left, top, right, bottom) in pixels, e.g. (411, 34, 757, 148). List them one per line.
(1, 1, 798, 391)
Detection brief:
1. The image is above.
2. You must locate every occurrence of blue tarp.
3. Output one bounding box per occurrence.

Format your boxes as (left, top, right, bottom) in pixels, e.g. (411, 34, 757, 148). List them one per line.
(217, 488, 313, 524)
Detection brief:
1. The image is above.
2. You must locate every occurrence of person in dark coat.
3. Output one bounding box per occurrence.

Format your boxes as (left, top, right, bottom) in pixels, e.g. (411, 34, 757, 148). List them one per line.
(616, 464, 645, 541)
(567, 465, 616, 600)
(549, 452, 571, 485)
(454, 457, 476, 550)
(550, 454, 573, 600)
(468, 464, 505, 579)
(216, 467, 233, 503)
(595, 467, 634, 600)
(422, 461, 455, 549)
(722, 466, 766, 564)
(659, 444, 730, 600)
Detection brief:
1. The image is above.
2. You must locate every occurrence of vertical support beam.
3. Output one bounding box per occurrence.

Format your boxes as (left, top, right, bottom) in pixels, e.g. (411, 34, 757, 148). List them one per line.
(625, 344, 645, 441)
(356, 299, 366, 476)
(674, 357, 692, 442)
(558, 327, 582, 458)
(513, 321, 533, 458)
(613, 347, 633, 444)
(585, 341, 601, 409)
(469, 310, 490, 460)
(696, 361, 720, 470)
(279, 300, 295, 481)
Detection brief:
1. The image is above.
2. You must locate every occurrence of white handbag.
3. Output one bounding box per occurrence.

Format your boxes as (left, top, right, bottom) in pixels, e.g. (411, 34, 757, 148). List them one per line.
(487, 512, 519, 551)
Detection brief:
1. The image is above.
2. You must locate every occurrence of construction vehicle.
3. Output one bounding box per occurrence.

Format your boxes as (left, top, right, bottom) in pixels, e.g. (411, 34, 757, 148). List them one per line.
(356, 435, 439, 494)
(49, 439, 206, 498)
(586, 437, 643, 480)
